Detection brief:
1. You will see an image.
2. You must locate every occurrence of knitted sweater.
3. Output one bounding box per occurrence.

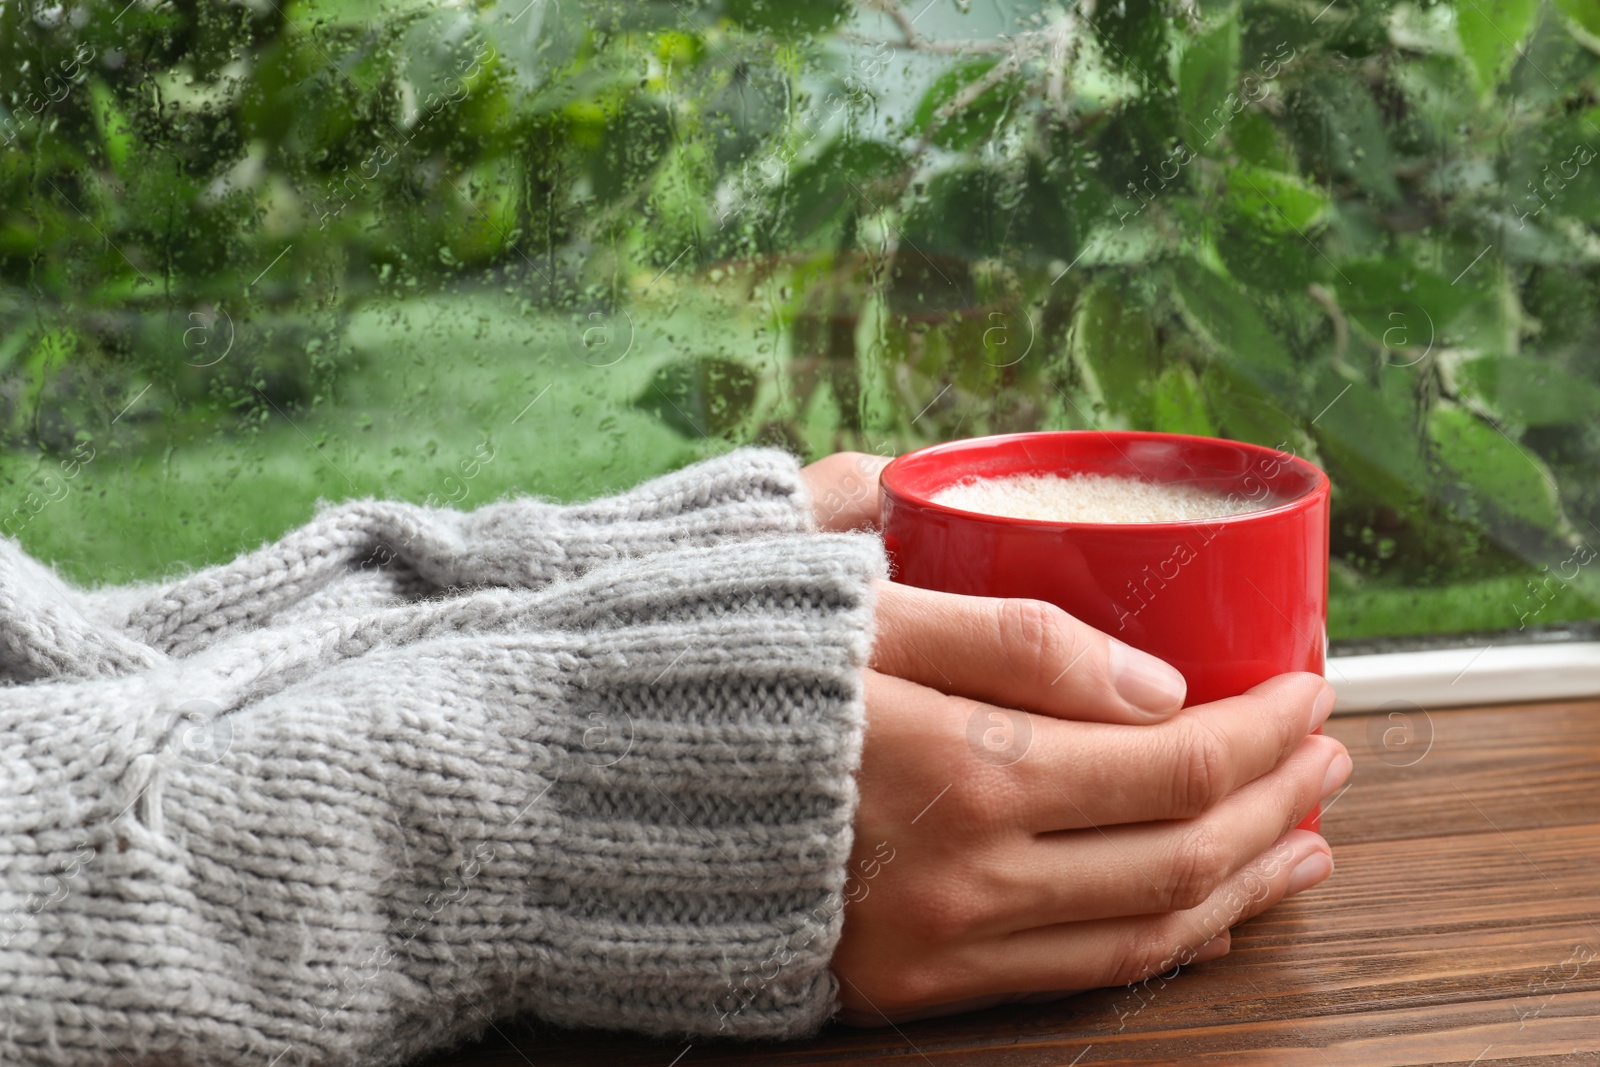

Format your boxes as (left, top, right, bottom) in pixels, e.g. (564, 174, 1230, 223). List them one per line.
(0, 449, 886, 1066)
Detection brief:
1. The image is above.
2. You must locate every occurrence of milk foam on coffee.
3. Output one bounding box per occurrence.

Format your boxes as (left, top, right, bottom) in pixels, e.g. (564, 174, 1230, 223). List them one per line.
(931, 471, 1258, 523)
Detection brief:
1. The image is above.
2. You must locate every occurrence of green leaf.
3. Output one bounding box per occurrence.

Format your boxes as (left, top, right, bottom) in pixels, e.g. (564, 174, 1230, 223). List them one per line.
(909, 58, 1022, 150)
(1170, 263, 1296, 390)
(1179, 13, 1240, 147)
(1454, 355, 1600, 426)
(1428, 403, 1564, 530)
(1005, 150, 1090, 266)
(705, 65, 785, 172)
(1392, 55, 1479, 152)
(1216, 219, 1328, 291)
(782, 139, 907, 240)
(88, 81, 134, 175)
(1556, 0, 1600, 35)
(1092, 0, 1173, 86)
(398, 10, 488, 105)
(1341, 260, 1471, 318)
(899, 163, 1012, 262)
(1339, 260, 1472, 356)
(883, 246, 978, 320)
(1073, 282, 1160, 426)
(912, 58, 995, 131)
(20, 327, 77, 407)
(1457, 0, 1540, 92)
(1151, 363, 1218, 437)
(481, 0, 584, 95)
(1229, 109, 1297, 171)
(289, 0, 434, 26)
(1287, 73, 1400, 202)
(591, 96, 675, 204)
(1200, 364, 1313, 454)
(634, 356, 760, 438)
(1308, 365, 1430, 514)
(1215, 163, 1333, 289)
(722, 0, 852, 35)
(1224, 163, 1329, 232)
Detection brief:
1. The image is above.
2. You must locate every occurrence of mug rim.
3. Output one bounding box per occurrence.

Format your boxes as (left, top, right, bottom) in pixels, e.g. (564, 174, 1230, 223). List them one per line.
(879, 429, 1332, 531)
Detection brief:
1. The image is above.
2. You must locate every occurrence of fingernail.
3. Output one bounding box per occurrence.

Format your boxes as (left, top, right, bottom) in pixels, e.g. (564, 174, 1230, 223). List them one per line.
(1320, 748, 1352, 799)
(1310, 683, 1337, 730)
(1286, 850, 1333, 896)
(1109, 641, 1187, 716)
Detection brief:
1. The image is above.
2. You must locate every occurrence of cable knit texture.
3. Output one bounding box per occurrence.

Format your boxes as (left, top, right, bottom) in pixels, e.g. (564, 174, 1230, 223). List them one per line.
(0, 447, 816, 681)
(0, 449, 885, 1066)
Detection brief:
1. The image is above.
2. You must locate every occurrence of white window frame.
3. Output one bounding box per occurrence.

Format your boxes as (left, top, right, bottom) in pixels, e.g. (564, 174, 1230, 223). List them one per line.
(1328, 642, 1600, 713)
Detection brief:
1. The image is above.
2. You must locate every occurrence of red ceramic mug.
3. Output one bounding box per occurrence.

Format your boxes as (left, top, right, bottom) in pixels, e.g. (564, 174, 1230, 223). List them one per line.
(879, 430, 1331, 832)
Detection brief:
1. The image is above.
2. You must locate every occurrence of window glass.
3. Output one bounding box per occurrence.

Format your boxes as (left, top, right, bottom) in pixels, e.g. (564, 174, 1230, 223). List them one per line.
(3, 0, 1597, 642)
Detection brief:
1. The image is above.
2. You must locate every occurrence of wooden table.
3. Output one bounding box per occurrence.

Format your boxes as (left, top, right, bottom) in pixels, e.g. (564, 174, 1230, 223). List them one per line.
(419, 700, 1600, 1066)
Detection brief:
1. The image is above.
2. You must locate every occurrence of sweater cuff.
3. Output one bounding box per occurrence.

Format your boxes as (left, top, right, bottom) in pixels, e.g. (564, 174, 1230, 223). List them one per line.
(531, 533, 883, 1040)
(56, 448, 814, 665)
(0, 534, 883, 1065)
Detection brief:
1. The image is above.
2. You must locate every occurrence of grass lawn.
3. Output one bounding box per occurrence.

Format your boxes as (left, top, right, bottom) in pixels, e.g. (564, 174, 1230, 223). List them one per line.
(1, 289, 709, 586)
(1328, 570, 1600, 642)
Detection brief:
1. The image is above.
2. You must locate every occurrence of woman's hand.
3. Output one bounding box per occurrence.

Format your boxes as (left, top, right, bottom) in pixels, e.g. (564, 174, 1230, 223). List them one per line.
(801, 451, 890, 533)
(836, 580, 1347, 1025)
(797, 453, 1349, 1025)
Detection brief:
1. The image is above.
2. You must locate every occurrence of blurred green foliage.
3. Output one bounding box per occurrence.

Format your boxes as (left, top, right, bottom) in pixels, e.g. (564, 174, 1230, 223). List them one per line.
(2, 0, 1599, 637)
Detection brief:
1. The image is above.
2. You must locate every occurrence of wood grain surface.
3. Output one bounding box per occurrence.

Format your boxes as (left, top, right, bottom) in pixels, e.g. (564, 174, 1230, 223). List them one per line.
(415, 699, 1600, 1067)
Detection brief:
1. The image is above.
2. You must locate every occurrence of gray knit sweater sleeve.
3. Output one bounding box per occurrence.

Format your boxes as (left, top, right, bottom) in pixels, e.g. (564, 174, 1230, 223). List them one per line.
(0, 531, 885, 1064)
(0, 447, 814, 681)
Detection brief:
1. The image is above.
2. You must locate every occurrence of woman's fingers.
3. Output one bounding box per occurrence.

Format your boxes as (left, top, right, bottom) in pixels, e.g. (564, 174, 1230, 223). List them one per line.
(842, 830, 1332, 1023)
(870, 580, 1188, 723)
(1000, 672, 1336, 832)
(989, 829, 1333, 1000)
(841, 934, 1233, 1026)
(856, 672, 1333, 835)
(801, 452, 890, 532)
(977, 732, 1348, 933)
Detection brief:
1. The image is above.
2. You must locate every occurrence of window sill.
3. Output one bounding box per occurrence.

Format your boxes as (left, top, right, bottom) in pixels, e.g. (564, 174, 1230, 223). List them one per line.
(1329, 641, 1600, 713)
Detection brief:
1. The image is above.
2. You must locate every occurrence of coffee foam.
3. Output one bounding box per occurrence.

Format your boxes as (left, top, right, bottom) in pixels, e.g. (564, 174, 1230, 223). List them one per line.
(930, 471, 1257, 524)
